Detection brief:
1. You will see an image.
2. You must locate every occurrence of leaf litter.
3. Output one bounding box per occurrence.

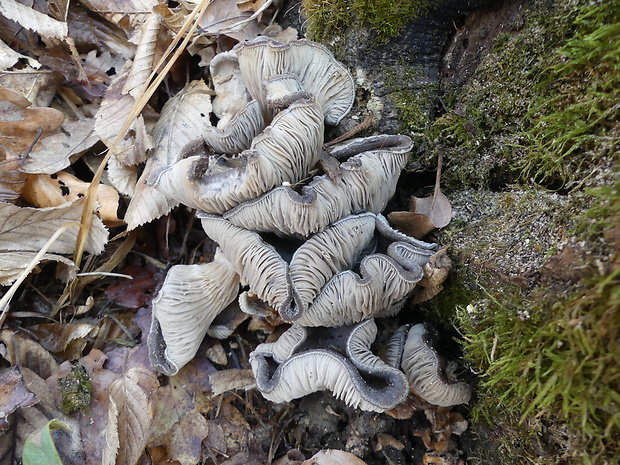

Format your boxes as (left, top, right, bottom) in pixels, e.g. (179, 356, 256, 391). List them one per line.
(0, 1, 468, 464)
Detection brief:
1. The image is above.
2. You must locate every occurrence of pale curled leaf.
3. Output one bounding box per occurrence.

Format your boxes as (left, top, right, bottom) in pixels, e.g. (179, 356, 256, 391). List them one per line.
(0, 199, 108, 255)
(412, 190, 452, 229)
(124, 80, 214, 228)
(208, 369, 256, 397)
(22, 419, 70, 465)
(20, 119, 99, 174)
(0, 0, 68, 40)
(0, 39, 41, 70)
(105, 367, 158, 465)
(94, 62, 154, 166)
(0, 251, 73, 286)
(123, 13, 160, 99)
(78, 0, 160, 34)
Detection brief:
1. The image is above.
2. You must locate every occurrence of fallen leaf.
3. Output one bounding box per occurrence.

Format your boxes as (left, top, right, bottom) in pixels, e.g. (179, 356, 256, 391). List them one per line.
(21, 171, 121, 224)
(104, 367, 158, 465)
(78, 0, 159, 35)
(22, 419, 71, 465)
(0, 198, 108, 256)
(94, 62, 154, 166)
(0, 367, 39, 433)
(0, 87, 64, 154)
(28, 323, 98, 359)
(0, 153, 28, 203)
(148, 357, 217, 465)
(105, 262, 159, 308)
(0, 329, 60, 380)
(20, 119, 99, 174)
(125, 79, 215, 229)
(0, 0, 68, 41)
(0, 250, 73, 286)
(301, 450, 368, 465)
(414, 247, 452, 304)
(0, 39, 41, 70)
(0, 66, 62, 106)
(209, 368, 256, 396)
(122, 13, 160, 99)
(387, 211, 436, 240)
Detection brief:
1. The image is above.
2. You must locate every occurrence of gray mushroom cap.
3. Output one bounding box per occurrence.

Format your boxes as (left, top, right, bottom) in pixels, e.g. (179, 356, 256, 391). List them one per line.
(151, 90, 324, 214)
(204, 51, 265, 154)
(224, 134, 414, 238)
(148, 251, 240, 376)
(234, 36, 355, 125)
(200, 211, 438, 326)
(249, 319, 409, 412)
(398, 323, 472, 407)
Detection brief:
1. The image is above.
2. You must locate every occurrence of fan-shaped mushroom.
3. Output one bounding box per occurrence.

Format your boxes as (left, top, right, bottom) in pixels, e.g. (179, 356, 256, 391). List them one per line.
(148, 251, 240, 376)
(398, 323, 472, 407)
(152, 89, 324, 214)
(250, 319, 409, 412)
(224, 135, 414, 238)
(234, 36, 355, 125)
(200, 211, 438, 326)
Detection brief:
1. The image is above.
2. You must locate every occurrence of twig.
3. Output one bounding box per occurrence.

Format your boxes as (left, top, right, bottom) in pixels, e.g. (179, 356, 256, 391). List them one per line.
(323, 113, 374, 148)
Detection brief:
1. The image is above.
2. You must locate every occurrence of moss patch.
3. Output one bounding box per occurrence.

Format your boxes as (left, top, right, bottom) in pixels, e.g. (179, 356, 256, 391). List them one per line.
(58, 363, 92, 414)
(301, 0, 430, 42)
(425, 0, 619, 190)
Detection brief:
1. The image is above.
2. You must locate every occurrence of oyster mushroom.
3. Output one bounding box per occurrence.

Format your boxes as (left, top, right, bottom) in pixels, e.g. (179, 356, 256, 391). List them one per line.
(152, 86, 324, 214)
(200, 211, 438, 326)
(224, 134, 414, 238)
(148, 250, 240, 376)
(249, 319, 409, 412)
(396, 323, 472, 407)
(234, 36, 355, 125)
(204, 51, 265, 154)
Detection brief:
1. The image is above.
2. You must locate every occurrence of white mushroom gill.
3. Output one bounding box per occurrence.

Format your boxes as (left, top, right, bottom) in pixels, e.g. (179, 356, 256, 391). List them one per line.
(250, 320, 408, 412)
(148, 251, 240, 376)
(400, 323, 473, 407)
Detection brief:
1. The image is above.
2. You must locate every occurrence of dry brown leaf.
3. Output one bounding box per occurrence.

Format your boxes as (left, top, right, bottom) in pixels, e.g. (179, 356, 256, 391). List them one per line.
(20, 119, 99, 174)
(22, 171, 121, 223)
(0, 0, 68, 40)
(0, 153, 28, 203)
(106, 155, 138, 196)
(0, 250, 73, 286)
(0, 87, 65, 154)
(387, 210, 436, 240)
(209, 368, 256, 396)
(28, 323, 98, 359)
(0, 329, 60, 379)
(411, 191, 452, 229)
(0, 367, 39, 433)
(125, 79, 214, 229)
(199, 0, 272, 41)
(104, 367, 158, 465)
(0, 198, 108, 255)
(414, 247, 452, 304)
(94, 62, 154, 166)
(0, 67, 62, 107)
(301, 450, 368, 465)
(79, 0, 159, 36)
(123, 13, 161, 99)
(148, 357, 217, 465)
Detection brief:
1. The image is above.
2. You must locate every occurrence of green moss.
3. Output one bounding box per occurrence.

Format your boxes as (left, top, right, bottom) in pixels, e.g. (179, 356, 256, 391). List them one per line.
(384, 64, 436, 136)
(422, 0, 619, 190)
(58, 363, 92, 414)
(301, 0, 430, 42)
(455, 185, 620, 464)
(521, 2, 620, 187)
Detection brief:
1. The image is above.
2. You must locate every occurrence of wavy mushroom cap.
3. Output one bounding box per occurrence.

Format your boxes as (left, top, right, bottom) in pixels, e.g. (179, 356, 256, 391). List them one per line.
(250, 319, 409, 412)
(148, 252, 240, 376)
(400, 323, 472, 407)
(224, 134, 414, 238)
(152, 93, 324, 214)
(234, 36, 355, 125)
(199, 212, 380, 321)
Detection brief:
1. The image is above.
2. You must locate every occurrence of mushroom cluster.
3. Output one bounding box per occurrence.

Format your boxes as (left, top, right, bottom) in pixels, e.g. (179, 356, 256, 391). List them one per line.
(145, 36, 471, 412)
